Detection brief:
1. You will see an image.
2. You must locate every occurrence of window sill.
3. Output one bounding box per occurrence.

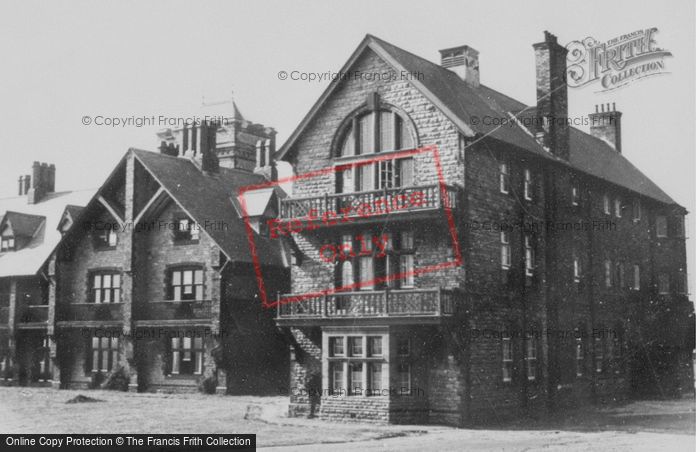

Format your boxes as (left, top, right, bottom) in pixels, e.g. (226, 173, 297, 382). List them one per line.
(93, 246, 117, 252)
(72, 302, 124, 305)
(173, 239, 200, 246)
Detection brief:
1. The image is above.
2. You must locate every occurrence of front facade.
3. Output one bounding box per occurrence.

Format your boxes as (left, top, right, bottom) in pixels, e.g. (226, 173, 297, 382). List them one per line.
(47, 108, 291, 394)
(274, 33, 694, 425)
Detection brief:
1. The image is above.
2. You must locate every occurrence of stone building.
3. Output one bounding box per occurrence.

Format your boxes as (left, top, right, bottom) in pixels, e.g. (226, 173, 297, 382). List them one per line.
(273, 33, 694, 424)
(48, 106, 290, 393)
(0, 163, 92, 386)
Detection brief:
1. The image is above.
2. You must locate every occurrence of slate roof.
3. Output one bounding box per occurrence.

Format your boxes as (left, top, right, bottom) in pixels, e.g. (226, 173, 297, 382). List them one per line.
(132, 149, 284, 267)
(2, 211, 46, 237)
(277, 34, 679, 207)
(0, 190, 93, 277)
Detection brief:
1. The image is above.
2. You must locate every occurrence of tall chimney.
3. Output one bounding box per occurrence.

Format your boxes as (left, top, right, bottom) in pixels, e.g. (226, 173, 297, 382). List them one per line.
(199, 120, 220, 174)
(589, 103, 622, 152)
(47, 164, 55, 192)
(439, 45, 480, 87)
(27, 161, 43, 204)
(254, 137, 277, 182)
(533, 31, 569, 160)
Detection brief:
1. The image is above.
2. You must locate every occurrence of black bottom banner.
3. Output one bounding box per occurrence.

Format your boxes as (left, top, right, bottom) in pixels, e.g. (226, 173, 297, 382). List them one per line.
(1, 434, 256, 452)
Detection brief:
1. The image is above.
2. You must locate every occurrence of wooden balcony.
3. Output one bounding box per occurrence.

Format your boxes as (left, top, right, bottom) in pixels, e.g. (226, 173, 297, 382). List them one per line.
(56, 303, 123, 327)
(17, 305, 48, 328)
(133, 300, 214, 327)
(276, 288, 460, 326)
(278, 184, 458, 225)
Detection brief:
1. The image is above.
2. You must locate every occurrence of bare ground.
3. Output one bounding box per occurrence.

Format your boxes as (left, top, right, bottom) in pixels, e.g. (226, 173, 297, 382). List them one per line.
(0, 387, 694, 451)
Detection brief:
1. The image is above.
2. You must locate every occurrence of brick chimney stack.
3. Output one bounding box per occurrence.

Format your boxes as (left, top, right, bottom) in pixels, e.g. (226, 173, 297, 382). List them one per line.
(199, 120, 220, 174)
(26, 162, 56, 204)
(588, 103, 622, 153)
(254, 136, 277, 182)
(439, 45, 480, 87)
(533, 31, 569, 160)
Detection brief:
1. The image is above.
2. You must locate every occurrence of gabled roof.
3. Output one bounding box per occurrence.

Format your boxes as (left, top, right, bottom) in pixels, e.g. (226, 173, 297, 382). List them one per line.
(277, 34, 679, 206)
(1, 211, 45, 237)
(131, 149, 284, 267)
(0, 190, 93, 277)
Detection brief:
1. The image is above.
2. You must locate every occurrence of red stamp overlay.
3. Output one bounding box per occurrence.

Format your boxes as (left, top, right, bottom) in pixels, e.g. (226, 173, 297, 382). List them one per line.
(238, 145, 462, 308)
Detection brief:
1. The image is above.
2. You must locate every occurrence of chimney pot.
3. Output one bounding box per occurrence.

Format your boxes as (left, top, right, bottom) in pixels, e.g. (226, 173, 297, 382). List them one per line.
(588, 103, 622, 153)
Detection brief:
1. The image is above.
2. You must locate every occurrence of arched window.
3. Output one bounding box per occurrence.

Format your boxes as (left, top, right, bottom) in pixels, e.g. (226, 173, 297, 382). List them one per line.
(337, 109, 415, 157)
(335, 108, 417, 194)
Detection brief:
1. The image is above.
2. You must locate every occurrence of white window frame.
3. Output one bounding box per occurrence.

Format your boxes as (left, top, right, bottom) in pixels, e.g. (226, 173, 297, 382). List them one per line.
(525, 334, 537, 381)
(604, 260, 612, 288)
(499, 162, 510, 194)
(633, 265, 640, 291)
(575, 337, 584, 377)
(524, 235, 535, 277)
(523, 168, 533, 201)
(614, 198, 622, 218)
(502, 337, 513, 382)
(500, 232, 511, 270)
(573, 256, 581, 283)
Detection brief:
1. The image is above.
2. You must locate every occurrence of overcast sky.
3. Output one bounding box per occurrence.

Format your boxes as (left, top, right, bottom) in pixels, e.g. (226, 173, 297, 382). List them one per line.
(0, 0, 694, 297)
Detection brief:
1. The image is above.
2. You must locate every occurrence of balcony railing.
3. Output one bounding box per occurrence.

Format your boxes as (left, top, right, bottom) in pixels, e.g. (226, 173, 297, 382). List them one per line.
(17, 305, 48, 324)
(279, 184, 458, 222)
(134, 300, 213, 322)
(277, 288, 459, 321)
(57, 303, 123, 323)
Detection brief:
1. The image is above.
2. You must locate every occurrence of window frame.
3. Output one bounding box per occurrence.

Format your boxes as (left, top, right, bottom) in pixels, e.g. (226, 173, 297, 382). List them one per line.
(656, 216, 668, 238)
(523, 168, 533, 201)
(89, 336, 119, 373)
(168, 336, 204, 376)
(499, 162, 510, 194)
(168, 266, 205, 301)
(502, 336, 514, 383)
(173, 217, 200, 244)
(614, 198, 622, 218)
(632, 198, 641, 221)
(90, 271, 122, 304)
(525, 334, 537, 382)
(603, 194, 611, 215)
(500, 232, 511, 270)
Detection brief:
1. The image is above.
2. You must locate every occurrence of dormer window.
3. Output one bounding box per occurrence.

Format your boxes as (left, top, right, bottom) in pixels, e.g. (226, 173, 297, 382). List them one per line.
(173, 218, 200, 243)
(0, 236, 14, 252)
